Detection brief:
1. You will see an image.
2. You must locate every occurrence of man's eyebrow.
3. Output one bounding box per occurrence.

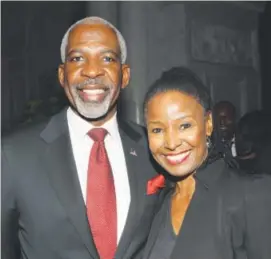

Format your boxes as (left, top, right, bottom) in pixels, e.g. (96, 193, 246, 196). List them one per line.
(66, 48, 121, 59)
(66, 49, 83, 56)
(100, 49, 121, 59)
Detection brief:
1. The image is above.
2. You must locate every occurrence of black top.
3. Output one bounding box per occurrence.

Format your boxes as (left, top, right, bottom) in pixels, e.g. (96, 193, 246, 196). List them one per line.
(148, 194, 176, 259)
(143, 159, 271, 259)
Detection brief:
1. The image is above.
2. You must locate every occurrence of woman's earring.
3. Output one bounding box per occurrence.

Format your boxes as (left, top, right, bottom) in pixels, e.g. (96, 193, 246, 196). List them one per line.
(206, 136, 212, 149)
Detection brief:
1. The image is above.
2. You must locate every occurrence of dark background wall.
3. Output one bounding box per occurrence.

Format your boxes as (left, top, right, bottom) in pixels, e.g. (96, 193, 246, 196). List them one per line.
(1, 1, 86, 132)
(1, 1, 270, 133)
(259, 1, 271, 113)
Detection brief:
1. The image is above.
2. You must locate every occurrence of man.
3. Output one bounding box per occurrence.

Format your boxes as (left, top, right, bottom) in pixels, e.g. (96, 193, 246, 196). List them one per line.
(212, 100, 238, 168)
(257, 140, 271, 175)
(2, 17, 160, 259)
(235, 110, 271, 174)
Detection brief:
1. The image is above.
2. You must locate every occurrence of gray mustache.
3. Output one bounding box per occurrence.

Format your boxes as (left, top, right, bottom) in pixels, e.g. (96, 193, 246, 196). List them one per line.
(74, 78, 106, 89)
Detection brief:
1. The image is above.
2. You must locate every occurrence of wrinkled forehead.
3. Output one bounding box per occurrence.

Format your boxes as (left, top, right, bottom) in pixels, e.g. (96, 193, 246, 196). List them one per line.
(68, 23, 120, 50)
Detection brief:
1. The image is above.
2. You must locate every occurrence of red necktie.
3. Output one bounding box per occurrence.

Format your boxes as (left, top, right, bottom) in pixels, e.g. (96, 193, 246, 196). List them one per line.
(87, 128, 117, 259)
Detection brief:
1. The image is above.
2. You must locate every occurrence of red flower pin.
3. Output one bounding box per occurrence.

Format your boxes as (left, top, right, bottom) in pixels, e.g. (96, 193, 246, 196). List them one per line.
(147, 174, 166, 195)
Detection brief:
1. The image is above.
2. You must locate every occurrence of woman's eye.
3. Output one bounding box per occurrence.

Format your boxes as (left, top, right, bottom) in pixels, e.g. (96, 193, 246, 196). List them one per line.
(151, 128, 162, 134)
(69, 56, 84, 62)
(180, 123, 191, 130)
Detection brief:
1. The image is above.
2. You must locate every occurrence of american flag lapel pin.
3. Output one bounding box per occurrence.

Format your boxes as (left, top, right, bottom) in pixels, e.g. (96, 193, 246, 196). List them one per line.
(130, 148, 137, 156)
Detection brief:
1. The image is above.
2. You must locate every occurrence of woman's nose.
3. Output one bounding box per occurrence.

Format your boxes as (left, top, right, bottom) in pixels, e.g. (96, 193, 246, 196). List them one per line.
(164, 132, 182, 151)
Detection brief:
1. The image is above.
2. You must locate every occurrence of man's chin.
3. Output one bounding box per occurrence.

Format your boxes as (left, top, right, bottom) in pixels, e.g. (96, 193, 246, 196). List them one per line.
(80, 110, 108, 121)
(72, 95, 118, 122)
(71, 105, 108, 121)
(219, 130, 231, 137)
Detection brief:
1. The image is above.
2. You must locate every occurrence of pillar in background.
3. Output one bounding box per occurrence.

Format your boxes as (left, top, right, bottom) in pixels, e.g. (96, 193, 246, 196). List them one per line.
(86, 1, 149, 125)
(118, 2, 149, 124)
(85, 1, 265, 123)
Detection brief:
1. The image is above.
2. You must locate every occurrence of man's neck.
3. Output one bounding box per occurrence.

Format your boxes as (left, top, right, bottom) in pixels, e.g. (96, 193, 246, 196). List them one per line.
(71, 106, 117, 127)
(221, 135, 234, 143)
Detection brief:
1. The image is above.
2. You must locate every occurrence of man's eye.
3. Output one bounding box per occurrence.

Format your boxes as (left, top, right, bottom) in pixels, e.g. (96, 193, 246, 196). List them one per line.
(103, 56, 115, 63)
(180, 123, 191, 130)
(151, 128, 162, 134)
(69, 56, 83, 62)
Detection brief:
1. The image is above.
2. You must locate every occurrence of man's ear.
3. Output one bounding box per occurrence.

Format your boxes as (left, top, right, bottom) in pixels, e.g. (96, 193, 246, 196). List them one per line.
(58, 64, 65, 88)
(206, 111, 213, 137)
(121, 64, 130, 89)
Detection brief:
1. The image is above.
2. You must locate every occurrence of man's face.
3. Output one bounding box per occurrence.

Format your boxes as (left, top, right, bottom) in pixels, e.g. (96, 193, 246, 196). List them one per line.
(58, 23, 130, 122)
(214, 104, 235, 141)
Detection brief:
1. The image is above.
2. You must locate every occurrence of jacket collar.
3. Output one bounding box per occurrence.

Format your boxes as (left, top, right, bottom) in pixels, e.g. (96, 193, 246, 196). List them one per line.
(163, 159, 227, 192)
(40, 107, 143, 144)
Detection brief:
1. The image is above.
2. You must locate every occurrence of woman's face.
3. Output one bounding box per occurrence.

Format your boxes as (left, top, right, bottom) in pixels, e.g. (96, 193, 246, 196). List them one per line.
(146, 90, 213, 178)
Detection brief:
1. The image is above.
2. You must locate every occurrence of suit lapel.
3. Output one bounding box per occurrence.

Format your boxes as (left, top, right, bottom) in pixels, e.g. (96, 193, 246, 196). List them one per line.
(115, 121, 142, 257)
(40, 110, 98, 259)
(115, 120, 157, 258)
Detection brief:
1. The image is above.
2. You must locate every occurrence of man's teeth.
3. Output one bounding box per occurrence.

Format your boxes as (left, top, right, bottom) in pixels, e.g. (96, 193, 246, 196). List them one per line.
(83, 89, 105, 94)
(166, 151, 190, 162)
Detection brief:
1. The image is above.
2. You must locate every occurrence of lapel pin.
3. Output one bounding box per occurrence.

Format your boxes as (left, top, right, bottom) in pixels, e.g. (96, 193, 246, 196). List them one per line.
(130, 148, 137, 156)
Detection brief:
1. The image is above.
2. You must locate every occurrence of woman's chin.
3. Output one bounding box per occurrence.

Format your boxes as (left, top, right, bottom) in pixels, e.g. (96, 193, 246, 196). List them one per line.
(169, 171, 192, 178)
(162, 165, 193, 179)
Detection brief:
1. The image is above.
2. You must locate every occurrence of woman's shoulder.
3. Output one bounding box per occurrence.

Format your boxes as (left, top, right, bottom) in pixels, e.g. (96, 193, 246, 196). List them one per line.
(201, 159, 265, 191)
(213, 159, 271, 202)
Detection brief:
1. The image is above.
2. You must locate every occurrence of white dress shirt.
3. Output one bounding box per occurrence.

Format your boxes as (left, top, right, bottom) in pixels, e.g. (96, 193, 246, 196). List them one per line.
(67, 107, 131, 243)
(231, 136, 237, 157)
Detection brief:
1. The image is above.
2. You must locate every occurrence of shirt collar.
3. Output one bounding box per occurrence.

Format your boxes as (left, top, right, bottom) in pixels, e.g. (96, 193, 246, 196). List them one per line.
(67, 107, 119, 140)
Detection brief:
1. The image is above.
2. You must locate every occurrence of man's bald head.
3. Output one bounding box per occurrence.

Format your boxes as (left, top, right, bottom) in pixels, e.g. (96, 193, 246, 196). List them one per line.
(60, 16, 127, 64)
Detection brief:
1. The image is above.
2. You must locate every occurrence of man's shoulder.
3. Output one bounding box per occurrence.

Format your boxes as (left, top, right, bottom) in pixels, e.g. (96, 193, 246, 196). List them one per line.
(2, 109, 68, 148)
(123, 120, 147, 136)
(1, 119, 51, 163)
(118, 119, 148, 144)
(218, 162, 271, 202)
(2, 119, 49, 147)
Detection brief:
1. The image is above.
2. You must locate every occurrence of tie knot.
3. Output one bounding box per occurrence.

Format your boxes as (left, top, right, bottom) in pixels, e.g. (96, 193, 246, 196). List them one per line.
(88, 128, 108, 142)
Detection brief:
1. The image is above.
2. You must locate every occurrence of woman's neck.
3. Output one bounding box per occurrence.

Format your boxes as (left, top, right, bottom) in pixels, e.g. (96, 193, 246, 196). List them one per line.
(175, 174, 195, 197)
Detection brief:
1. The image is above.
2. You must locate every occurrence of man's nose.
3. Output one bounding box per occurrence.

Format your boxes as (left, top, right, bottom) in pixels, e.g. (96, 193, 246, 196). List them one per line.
(81, 61, 104, 78)
(220, 117, 226, 126)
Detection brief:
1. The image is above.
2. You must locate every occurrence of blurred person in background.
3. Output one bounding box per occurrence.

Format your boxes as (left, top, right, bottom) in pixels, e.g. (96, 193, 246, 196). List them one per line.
(211, 101, 238, 168)
(235, 110, 271, 174)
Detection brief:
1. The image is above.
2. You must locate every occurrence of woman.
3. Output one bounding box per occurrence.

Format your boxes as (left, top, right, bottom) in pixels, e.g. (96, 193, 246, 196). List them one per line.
(142, 67, 271, 259)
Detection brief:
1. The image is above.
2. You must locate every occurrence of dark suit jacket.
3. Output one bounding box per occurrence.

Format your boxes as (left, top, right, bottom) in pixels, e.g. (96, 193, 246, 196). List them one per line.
(256, 141, 271, 175)
(1, 108, 161, 259)
(143, 159, 271, 259)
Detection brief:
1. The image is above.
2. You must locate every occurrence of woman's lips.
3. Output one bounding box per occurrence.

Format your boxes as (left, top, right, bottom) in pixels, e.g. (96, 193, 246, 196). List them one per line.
(163, 150, 191, 165)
